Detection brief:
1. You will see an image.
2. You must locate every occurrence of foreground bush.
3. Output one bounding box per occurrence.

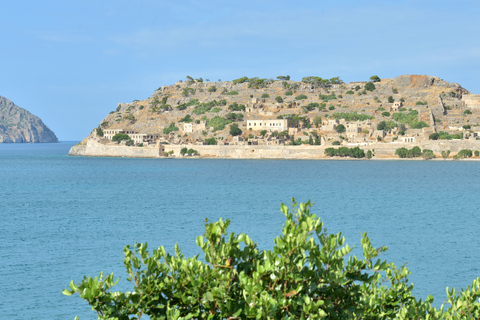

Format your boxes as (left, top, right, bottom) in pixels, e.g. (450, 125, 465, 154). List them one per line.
(64, 201, 480, 319)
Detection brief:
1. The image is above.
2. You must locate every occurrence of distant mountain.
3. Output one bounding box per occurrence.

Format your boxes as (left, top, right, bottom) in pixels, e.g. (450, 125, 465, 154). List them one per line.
(0, 96, 58, 143)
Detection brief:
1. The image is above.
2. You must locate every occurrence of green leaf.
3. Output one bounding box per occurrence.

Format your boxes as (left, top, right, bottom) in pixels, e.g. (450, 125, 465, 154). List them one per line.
(205, 291, 214, 301)
(62, 289, 73, 296)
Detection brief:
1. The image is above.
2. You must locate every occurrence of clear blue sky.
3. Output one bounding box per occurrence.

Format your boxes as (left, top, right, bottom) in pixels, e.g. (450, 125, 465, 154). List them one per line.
(1, 0, 479, 140)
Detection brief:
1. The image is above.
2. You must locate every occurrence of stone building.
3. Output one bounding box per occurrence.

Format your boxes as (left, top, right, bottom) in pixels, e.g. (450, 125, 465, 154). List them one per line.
(391, 101, 403, 111)
(246, 119, 289, 131)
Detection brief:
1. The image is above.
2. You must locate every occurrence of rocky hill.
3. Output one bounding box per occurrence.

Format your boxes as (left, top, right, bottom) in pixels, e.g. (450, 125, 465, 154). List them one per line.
(82, 75, 480, 149)
(0, 96, 58, 143)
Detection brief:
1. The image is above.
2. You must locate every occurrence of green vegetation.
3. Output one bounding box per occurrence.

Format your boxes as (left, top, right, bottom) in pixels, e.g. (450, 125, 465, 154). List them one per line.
(232, 76, 271, 89)
(295, 94, 308, 100)
(325, 146, 365, 158)
(228, 102, 246, 111)
(422, 149, 436, 160)
(112, 133, 130, 143)
(313, 116, 322, 127)
(276, 75, 290, 80)
(178, 114, 193, 123)
(225, 112, 243, 121)
(346, 90, 354, 94)
(204, 137, 217, 145)
(369, 75, 381, 82)
(464, 109, 473, 115)
(207, 86, 217, 92)
(229, 123, 242, 136)
(366, 150, 373, 159)
(456, 149, 473, 158)
(303, 103, 318, 112)
(191, 100, 223, 115)
(416, 101, 427, 105)
(261, 93, 270, 98)
(96, 128, 104, 137)
(442, 150, 451, 159)
(331, 112, 374, 122)
(318, 93, 336, 102)
(207, 116, 231, 131)
(381, 111, 391, 117)
(285, 90, 293, 96)
(232, 76, 249, 84)
(260, 129, 267, 137)
(388, 96, 394, 103)
(364, 82, 375, 91)
(302, 76, 344, 88)
(182, 87, 195, 97)
(284, 114, 308, 127)
(226, 91, 239, 95)
(395, 146, 422, 158)
(275, 96, 283, 103)
(392, 110, 428, 129)
(180, 147, 199, 156)
(332, 140, 341, 145)
(163, 123, 179, 135)
(335, 124, 346, 133)
(429, 131, 462, 140)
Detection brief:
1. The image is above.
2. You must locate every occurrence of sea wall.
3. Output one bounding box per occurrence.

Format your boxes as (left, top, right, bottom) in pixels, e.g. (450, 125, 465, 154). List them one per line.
(69, 138, 480, 159)
(68, 139, 163, 158)
(164, 144, 326, 159)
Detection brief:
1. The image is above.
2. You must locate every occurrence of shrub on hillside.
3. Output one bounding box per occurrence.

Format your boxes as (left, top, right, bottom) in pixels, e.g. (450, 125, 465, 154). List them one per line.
(295, 94, 308, 100)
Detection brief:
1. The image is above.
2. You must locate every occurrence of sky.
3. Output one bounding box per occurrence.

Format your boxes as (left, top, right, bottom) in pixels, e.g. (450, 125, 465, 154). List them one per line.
(1, 0, 479, 140)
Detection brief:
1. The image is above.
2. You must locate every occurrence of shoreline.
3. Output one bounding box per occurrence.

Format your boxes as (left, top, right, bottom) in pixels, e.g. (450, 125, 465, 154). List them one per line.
(68, 138, 480, 161)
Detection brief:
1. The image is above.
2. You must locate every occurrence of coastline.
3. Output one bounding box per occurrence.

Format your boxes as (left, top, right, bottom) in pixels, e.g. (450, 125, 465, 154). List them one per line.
(68, 138, 480, 160)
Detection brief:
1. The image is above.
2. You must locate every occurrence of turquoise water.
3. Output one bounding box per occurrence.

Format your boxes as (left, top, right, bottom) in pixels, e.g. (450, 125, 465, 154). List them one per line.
(1, 142, 480, 319)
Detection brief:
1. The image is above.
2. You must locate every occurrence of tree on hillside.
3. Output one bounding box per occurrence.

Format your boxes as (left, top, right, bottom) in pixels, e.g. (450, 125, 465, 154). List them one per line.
(365, 82, 376, 91)
(370, 75, 381, 82)
(229, 123, 242, 136)
(335, 124, 346, 133)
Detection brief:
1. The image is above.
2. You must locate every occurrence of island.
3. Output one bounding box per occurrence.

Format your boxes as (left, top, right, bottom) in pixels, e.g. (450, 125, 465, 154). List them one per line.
(69, 75, 480, 160)
(0, 96, 58, 143)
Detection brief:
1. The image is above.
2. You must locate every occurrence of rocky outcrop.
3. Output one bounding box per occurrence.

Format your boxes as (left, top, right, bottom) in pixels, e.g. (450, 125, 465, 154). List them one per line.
(0, 96, 58, 143)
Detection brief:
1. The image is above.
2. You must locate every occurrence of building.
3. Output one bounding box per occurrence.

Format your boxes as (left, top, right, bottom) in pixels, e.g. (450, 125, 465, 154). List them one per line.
(392, 101, 403, 111)
(103, 129, 136, 140)
(400, 136, 415, 143)
(246, 119, 289, 131)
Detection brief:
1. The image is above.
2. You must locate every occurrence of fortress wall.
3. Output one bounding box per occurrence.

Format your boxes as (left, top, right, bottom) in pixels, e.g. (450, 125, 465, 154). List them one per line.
(70, 139, 480, 159)
(69, 139, 163, 158)
(164, 144, 326, 159)
(463, 94, 480, 108)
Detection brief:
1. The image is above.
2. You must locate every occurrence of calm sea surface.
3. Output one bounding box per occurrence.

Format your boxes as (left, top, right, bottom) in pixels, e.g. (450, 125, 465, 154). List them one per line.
(1, 142, 480, 319)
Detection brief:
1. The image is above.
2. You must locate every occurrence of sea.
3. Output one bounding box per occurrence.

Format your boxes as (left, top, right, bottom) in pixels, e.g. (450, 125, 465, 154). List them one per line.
(1, 141, 479, 319)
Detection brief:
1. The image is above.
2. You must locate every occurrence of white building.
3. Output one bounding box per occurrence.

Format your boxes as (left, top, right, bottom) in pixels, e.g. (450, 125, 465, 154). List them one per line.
(246, 119, 289, 131)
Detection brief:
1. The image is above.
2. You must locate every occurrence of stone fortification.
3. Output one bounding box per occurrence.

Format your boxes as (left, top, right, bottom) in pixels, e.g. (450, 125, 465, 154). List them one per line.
(69, 139, 164, 158)
(72, 137, 480, 160)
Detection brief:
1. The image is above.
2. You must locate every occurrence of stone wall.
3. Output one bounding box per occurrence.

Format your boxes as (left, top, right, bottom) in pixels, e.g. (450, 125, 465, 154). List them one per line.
(463, 94, 480, 109)
(69, 139, 164, 158)
(70, 138, 480, 159)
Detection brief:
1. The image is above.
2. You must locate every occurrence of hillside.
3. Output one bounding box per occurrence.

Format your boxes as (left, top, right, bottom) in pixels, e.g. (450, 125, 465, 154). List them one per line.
(0, 96, 58, 143)
(72, 74, 480, 159)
